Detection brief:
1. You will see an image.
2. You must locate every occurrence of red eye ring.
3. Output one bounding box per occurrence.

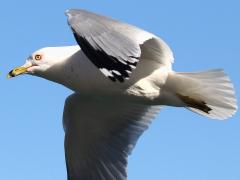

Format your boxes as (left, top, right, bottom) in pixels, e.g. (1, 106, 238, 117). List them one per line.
(35, 54, 42, 61)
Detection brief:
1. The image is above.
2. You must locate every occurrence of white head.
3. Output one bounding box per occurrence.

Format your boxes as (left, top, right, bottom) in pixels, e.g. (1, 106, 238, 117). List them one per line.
(8, 46, 80, 80)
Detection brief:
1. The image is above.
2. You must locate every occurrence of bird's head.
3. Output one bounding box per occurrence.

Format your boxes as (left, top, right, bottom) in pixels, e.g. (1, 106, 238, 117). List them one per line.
(8, 46, 80, 79)
(8, 47, 59, 78)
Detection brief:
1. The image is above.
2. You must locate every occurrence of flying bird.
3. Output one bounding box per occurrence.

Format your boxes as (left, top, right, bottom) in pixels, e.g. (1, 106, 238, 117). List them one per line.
(8, 9, 237, 180)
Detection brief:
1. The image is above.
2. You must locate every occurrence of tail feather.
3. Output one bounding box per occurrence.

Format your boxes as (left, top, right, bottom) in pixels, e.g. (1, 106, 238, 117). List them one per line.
(169, 69, 237, 120)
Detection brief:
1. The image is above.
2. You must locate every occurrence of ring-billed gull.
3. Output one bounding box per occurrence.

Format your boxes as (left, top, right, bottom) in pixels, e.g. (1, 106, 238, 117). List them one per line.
(8, 9, 237, 180)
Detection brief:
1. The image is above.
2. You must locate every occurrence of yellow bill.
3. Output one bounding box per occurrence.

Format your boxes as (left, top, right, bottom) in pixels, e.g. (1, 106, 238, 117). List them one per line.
(7, 66, 28, 78)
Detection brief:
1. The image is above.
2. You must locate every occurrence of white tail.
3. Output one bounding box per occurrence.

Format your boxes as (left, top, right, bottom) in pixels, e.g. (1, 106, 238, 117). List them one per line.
(166, 69, 237, 120)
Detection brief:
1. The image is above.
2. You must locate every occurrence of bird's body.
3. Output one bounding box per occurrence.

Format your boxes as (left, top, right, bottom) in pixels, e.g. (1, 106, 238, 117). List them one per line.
(39, 45, 172, 106)
(8, 9, 237, 180)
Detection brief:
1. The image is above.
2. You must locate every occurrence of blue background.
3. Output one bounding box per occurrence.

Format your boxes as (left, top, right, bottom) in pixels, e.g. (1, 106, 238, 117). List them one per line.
(1, 0, 239, 179)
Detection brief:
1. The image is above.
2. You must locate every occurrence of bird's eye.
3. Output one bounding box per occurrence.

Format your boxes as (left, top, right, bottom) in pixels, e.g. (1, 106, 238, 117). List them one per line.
(35, 54, 42, 61)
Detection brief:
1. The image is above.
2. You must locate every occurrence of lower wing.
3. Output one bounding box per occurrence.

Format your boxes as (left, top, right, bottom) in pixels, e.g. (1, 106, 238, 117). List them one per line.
(63, 93, 161, 180)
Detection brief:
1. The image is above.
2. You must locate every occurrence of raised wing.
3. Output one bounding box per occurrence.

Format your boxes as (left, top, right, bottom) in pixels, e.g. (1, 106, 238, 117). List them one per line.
(66, 9, 174, 82)
(63, 93, 161, 180)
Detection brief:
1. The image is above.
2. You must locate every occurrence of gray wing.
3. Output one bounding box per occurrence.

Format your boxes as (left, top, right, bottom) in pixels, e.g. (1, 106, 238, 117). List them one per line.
(66, 9, 174, 82)
(63, 93, 161, 180)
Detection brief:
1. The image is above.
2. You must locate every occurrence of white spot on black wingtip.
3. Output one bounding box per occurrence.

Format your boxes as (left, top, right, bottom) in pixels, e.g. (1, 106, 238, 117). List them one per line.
(112, 70, 121, 76)
(128, 56, 139, 64)
(100, 68, 114, 77)
(130, 65, 136, 69)
(100, 68, 128, 82)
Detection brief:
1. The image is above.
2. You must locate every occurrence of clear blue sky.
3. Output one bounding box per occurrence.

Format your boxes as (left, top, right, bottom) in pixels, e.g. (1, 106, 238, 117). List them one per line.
(1, 0, 240, 180)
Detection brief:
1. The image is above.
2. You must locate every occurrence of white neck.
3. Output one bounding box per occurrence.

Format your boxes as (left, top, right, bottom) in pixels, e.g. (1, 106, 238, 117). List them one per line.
(36, 45, 80, 83)
(37, 45, 114, 93)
